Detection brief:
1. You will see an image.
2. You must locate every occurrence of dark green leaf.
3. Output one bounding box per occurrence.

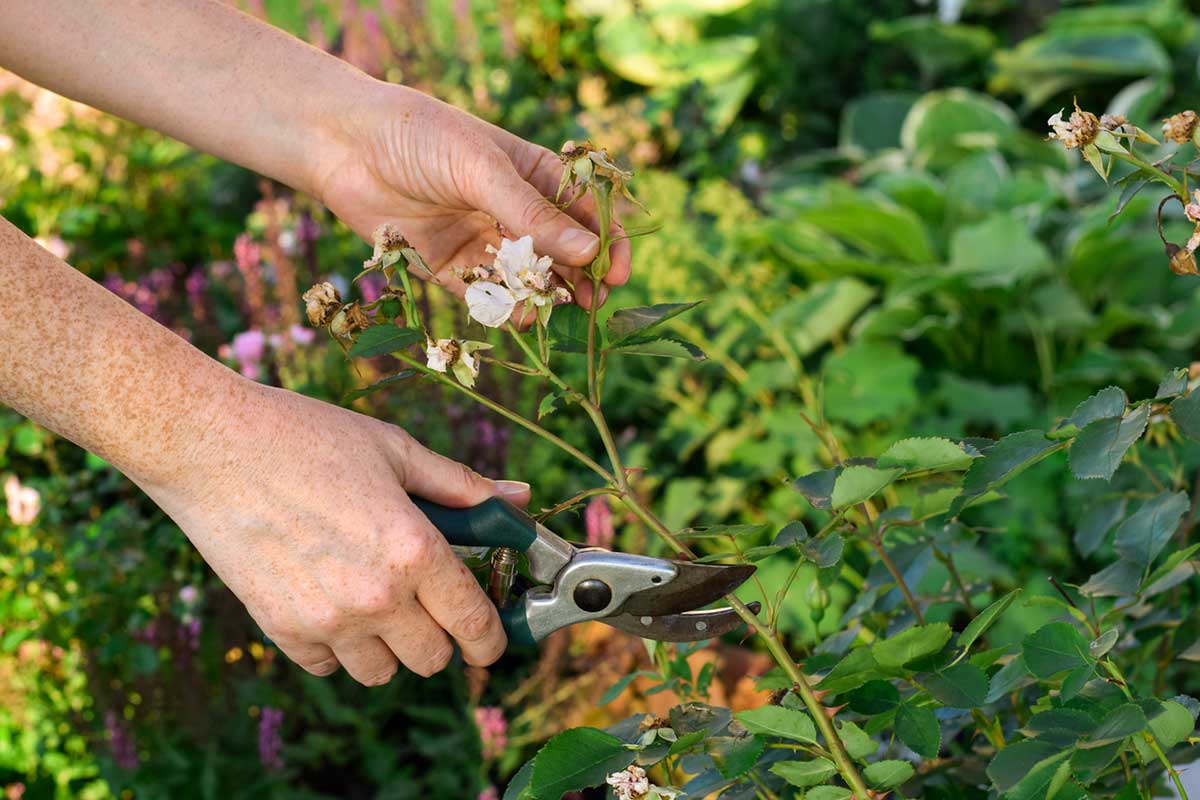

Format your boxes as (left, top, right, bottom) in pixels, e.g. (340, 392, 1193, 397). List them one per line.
(987, 740, 1060, 792)
(770, 758, 836, 788)
(1023, 622, 1092, 678)
(1112, 491, 1189, 567)
(1109, 174, 1151, 222)
(959, 588, 1023, 650)
(734, 706, 817, 743)
(817, 647, 884, 695)
(347, 325, 422, 358)
(548, 305, 592, 353)
(1074, 498, 1127, 558)
(917, 662, 989, 708)
(342, 370, 416, 402)
(1083, 703, 1147, 748)
(793, 467, 839, 510)
(1062, 386, 1127, 432)
(529, 728, 634, 800)
(612, 336, 706, 360)
(502, 759, 535, 800)
(895, 704, 940, 759)
(1079, 559, 1142, 598)
(986, 656, 1031, 704)
(1170, 388, 1200, 442)
(606, 302, 702, 342)
(846, 680, 900, 715)
(950, 431, 1061, 515)
(1024, 708, 1096, 746)
(773, 522, 808, 547)
(863, 759, 915, 790)
(873, 623, 953, 668)
(1156, 368, 1189, 400)
(1068, 404, 1150, 481)
(705, 733, 765, 780)
(801, 533, 845, 568)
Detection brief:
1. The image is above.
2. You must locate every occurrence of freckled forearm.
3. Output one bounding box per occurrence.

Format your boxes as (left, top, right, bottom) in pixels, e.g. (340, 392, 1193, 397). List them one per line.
(0, 215, 256, 488)
(0, 0, 374, 197)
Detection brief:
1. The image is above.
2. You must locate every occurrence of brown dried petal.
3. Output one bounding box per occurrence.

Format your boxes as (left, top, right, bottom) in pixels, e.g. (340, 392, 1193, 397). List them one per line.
(1163, 110, 1198, 144)
(302, 282, 342, 326)
(1167, 242, 1199, 276)
(372, 222, 408, 253)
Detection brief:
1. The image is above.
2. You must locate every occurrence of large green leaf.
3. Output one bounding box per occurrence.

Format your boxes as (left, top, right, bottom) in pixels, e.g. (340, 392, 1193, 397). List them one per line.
(839, 91, 919, 156)
(822, 342, 921, 427)
(705, 732, 765, 780)
(794, 196, 935, 263)
(917, 662, 989, 708)
(1083, 704, 1147, 748)
(1023, 622, 1092, 678)
(959, 588, 1023, 650)
(1112, 491, 1189, 567)
(1068, 404, 1150, 481)
(950, 431, 1061, 515)
(845, 680, 901, 715)
(734, 706, 817, 744)
(1080, 559, 1143, 598)
(873, 623, 953, 668)
(503, 760, 535, 800)
(987, 740, 1063, 793)
(529, 728, 635, 800)
(347, 325, 422, 358)
(1060, 386, 1127, 434)
(895, 704, 940, 758)
(878, 437, 975, 474)
(772, 278, 876, 357)
(830, 464, 903, 509)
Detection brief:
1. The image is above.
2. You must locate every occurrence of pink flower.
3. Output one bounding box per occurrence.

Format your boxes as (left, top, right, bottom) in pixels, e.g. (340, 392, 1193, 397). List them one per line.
(231, 330, 266, 364)
(178, 585, 200, 606)
(474, 706, 507, 760)
(585, 496, 614, 549)
(233, 234, 261, 272)
(289, 324, 316, 346)
(478, 788, 499, 800)
(4, 476, 41, 526)
(4, 782, 25, 800)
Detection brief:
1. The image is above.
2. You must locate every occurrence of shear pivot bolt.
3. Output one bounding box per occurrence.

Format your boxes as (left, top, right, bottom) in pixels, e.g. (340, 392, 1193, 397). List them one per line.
(573, 579, 613, 612)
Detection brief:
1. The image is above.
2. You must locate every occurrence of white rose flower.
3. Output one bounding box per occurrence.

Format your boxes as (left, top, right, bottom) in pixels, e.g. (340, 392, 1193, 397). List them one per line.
(424, 338, 491, 388)
(606, 766, 651, 800)
(466, 281, 518, 328)
(465, 236, 572, 328)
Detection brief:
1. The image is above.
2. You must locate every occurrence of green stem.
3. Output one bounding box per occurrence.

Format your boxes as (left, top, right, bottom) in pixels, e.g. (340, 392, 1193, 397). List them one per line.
(1114, 150, 1186, 200)
(862, 504, 924, 624)
(392, 353, 612, 481)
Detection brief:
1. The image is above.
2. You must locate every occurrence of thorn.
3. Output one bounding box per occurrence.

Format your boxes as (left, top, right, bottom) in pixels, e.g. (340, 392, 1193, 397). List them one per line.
(823, 703, 847, 719)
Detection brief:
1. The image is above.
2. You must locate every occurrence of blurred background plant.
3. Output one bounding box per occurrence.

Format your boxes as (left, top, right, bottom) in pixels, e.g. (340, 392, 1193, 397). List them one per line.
(4, 0, 1200, 798)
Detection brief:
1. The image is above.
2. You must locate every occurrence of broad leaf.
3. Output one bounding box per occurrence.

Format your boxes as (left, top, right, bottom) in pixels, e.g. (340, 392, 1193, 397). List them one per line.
(895, 704, 940, 759)
(1156, 368, 1188, 400)
(1068, 404, 1149, 481)
(864, 759, 915, 790)
(770, 758, 836, 788)
(1023, 622, 1091, 678)
(1089, 629, 1120, 660)
(793, 467, 839, 510)
(606, 302, 701, 342)
(817, 648, 884, 695)
(705, 732, 765, 780)
(806, 788, 853, 800)
(873, 623, 952, 668)
(830, 464, 903, 509)
(878, 437, 974, 473)
(950, 431, 1060, 515)
(986, 656, 1031, 704)
(1083, 703, 1147, 748)
(347, 325, 422, 358)
(835, 720, 878, 761)
(1060, 386, 1127, 433)
(846, 680, 900, 715)
(529, 728, 635, 800)
(822, 342, 921, 426)
(1080, 559, 1142, 598)
(734, 706, 817, 743)
(917, 662, 989, 708)
(959, 588, 1022, 650)
(987, 740, 1060, 792)
(1112, 491, 1189, 567)
(502, 759, 535, 800)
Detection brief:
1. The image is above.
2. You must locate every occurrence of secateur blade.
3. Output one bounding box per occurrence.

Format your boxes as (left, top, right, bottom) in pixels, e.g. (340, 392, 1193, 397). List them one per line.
(603, 601, 762, 642)
(616, 562, 756, 617)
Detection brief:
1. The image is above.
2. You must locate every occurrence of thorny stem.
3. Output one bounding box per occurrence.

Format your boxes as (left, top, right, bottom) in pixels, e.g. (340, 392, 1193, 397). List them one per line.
(537, 486, 621, 522)
(863, 504, 924, 624)
(935, 547, 974, 613)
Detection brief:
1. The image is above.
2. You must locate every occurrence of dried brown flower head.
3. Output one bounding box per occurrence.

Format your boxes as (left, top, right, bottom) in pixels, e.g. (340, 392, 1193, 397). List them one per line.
(329, 302, 369, 340)
(1048, 102, 1100, 150)
(1162, 110, 1198, 144)
(302, 281, 341, 326)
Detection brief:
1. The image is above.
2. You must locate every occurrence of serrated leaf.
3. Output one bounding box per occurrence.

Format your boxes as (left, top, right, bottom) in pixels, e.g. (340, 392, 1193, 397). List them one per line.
(1062, 386, 1127, 432)
(705, 733, 765, 780)
(612, 336, 706, 360)
(1113, 491, 1189, 567)
(801, 533, 844, 568)
(529, 728, 634, 800)
(1074, 498, 1127, 558)
(1170, 388, 1200, 441)
(987, 740, 1060, 792)
(1023, 622, 1092, 678)
(817, 647, 884, 695)
(917, 662, 989, 708)
(548, 304, 592, 353)
(676, 524, 770, 542)
(878, 437, 974, 473)
(342, 370, 416, 401)
(1068, 404, 1149, 481)
(606, 302, 702, 342)
(959, 588, 1022, 651)
(835, 720, 878, 761)
(537, 391, 563, 420)
(1024, 708, 1096, 746)
(830, 465, 903, 509)
(806, 788, 852, 800)
(347, 325, 423, 358)
(1156, 368, 1189, 400)
(769, 758, 836, 788)
(895, 704, 940, 758)
(734, 706, 817, 743)
(864, 759, 915, 790)
(873, 623, 953, 668)
(846, 680, 901, 715)
(793, 467, 838, 510)
(986, 656, 1031, 704)
(1083, 703, 1147, 748)
(950, 431, 1061, 515)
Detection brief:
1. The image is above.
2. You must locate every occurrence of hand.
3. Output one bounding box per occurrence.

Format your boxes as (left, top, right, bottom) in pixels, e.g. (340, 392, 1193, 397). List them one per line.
(140, 379, 531, 685)
(313, 82, 631, 309)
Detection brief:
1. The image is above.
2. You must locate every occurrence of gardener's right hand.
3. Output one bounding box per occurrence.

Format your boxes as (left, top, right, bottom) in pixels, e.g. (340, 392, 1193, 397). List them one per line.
(139, 379, 530, 685)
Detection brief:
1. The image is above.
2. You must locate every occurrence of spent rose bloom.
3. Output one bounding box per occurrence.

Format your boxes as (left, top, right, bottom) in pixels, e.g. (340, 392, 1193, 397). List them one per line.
(4, 476, 41, 526)
(1163, 110, 1199, 144)
(465, 236, 571, 328)
(302, 282, 342, 326)
(605, 765, 679, 800)
(1047, 103, 1099, 150)
(1185, 190, 1200, 224)
(425, 338, 491, 388)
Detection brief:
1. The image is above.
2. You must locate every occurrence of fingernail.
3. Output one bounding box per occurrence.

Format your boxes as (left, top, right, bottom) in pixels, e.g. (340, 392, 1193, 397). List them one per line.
(558, 228, 599, 260)
(494, 480, 531, 499)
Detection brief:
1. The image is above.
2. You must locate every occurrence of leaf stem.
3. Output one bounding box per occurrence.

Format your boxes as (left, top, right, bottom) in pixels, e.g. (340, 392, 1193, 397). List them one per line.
(1114, 150, 1186, 200)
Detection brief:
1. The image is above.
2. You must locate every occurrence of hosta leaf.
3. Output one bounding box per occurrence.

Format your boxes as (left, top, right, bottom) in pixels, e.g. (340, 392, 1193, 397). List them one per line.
(734, 706, 817, 743)
(1170, 388, 1200, 442)
(959, 588, 1023, 650)
(873, 623, 953, 668)
(705, 732, 765, 780)
(830, 465, 903, 509)
(987, 740, 1060, 792)
(1113, 491, 1189, 567)
(950, 431, 1061, 515)
(864, 759, 915, 790)
(548, 304, 592, 353)
(606, 302, 702, 342)
(1074, 497, 1126, 558)
(529, 728, 634, 800)
(612, 336, 706, 360)
(895, 704, 940, 758)
(916, 662, 989, 708)
(1023, 622, 1092, 678)
(347, 325, 422, 358)
(769, 758, 836, 788)
(877, 437, 974, 473)
(1068, 403, 1150, 481)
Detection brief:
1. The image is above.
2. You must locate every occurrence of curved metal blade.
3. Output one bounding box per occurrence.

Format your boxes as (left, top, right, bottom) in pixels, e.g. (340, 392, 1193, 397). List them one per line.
(617, 562, 756, 616)
(603, 602, 761, 642)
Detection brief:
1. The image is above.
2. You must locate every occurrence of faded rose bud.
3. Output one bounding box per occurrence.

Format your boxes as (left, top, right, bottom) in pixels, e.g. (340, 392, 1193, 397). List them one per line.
(1048, 103, 1100, 150)
(1162, 110, 1198, 144)
(1167, 242, 1199, 276)
(373, 222, 408, 253)
(329, 303, 369, 340)
(302, 282, 342, 326)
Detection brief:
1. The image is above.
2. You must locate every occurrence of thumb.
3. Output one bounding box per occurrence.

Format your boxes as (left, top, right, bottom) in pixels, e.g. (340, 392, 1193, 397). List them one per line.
(477, 157, 600, 268)
(398, 434, 531, 509)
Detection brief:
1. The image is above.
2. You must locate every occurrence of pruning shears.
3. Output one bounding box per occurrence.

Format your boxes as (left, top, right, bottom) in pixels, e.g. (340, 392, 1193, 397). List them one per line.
(412, 497, 759, 645)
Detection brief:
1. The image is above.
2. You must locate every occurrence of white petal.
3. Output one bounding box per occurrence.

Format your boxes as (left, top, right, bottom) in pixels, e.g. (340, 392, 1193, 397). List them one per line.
(465, 282, 517, 328)
(425, 341, 450, 373)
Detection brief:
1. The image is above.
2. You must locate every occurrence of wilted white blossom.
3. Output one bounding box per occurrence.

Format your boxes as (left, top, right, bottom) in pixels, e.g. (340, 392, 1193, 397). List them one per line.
(464, 236, 571, 328)
(604, 766, 679, 800)
(425, 338, 491, 388)
(1047, 103, 1099, 150)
